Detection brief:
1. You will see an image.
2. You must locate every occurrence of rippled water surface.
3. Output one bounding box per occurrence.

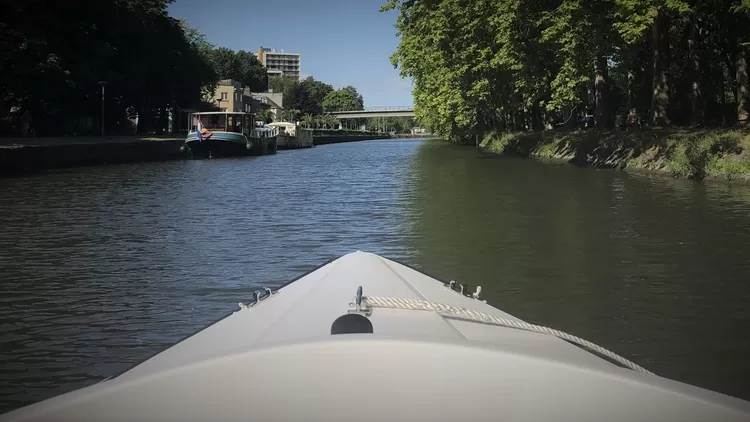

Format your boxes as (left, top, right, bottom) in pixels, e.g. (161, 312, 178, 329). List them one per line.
(1, 139, 749, 412)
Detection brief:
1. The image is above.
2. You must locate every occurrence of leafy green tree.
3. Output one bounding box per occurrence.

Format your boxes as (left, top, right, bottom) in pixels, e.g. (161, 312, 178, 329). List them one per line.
(366, 117, 414, 133)
(268, 76, 298, 93)
(280, 109, 301, 122)
(614, 0, 690, 125)
(301, 113, 315, 128)
(267, 77, 335, 116)
(210, 48, 240, 83)
(542, 0, 620, 128)
(210, 48, 266, 92)
(300, 77, 334, 114)
(1, 0, 214, 135)
(235, 50, 268, 92)
(322, 87, 364, 111)
(383, 0, 749, 141)
(316, 115, 340, 129)
(178, 20, 219, 99)
(259, 109, 274, 124)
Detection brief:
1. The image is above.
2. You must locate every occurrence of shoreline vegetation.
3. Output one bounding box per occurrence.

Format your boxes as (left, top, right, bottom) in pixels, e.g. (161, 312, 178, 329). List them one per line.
(4, 0, 395, 138)
(382, 0, 750, 182)
(479, 128, 750, 181)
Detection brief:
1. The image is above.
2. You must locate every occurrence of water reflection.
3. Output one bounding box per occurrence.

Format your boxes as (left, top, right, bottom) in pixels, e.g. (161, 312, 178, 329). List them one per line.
(409, 142, 750, 399)
(0, 139, 748, 412)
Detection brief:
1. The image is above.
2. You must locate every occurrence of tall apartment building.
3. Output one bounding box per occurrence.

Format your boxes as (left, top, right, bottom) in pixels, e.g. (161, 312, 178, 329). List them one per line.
(257, 46, 301, 80)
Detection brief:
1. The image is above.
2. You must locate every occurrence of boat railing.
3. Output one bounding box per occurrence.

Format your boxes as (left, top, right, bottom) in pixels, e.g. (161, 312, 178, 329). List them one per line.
(251, 127, 279, 138)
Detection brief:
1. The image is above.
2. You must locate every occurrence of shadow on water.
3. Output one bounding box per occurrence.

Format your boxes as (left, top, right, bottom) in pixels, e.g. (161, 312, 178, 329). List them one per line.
(406, 141, 750, 400)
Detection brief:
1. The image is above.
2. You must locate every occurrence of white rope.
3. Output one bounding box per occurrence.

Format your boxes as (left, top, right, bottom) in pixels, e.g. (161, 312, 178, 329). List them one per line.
(362, 296, 654, 375)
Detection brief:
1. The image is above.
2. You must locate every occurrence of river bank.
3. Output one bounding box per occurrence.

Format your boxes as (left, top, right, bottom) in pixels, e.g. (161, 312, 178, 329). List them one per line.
(0, 133, 400, 176)
(480, 128, 750, 181)
(311, 129, 391, 145)
(0, 136, 185, 176)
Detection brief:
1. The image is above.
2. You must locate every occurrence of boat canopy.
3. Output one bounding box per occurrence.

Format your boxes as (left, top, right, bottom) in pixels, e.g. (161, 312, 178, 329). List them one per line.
(188, 112, 254, 136)
(267, 121, 296, 136)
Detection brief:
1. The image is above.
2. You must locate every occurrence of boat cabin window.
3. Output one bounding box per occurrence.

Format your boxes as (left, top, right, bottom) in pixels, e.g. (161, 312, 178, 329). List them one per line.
(201, 114, 226, 131)
(242, 115, 252, 136)
(191, 113, 254, 134)
(227, 115, 241, 133)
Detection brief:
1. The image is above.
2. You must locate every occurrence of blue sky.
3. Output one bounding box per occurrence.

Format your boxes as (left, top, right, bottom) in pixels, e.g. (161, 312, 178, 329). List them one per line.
(168, 0, 413, 107)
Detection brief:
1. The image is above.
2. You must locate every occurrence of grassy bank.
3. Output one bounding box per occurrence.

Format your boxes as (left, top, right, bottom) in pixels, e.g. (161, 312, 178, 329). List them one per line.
(479, 128, 750, 181)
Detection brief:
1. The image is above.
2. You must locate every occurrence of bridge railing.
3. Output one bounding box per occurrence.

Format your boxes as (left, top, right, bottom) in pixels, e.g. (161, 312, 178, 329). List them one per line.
(251, 126, 279, 138)
(328, 107, 414, 113)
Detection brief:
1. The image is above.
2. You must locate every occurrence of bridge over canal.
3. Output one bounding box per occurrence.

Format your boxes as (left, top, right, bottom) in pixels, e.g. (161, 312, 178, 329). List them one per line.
(329, 107, 414, 119)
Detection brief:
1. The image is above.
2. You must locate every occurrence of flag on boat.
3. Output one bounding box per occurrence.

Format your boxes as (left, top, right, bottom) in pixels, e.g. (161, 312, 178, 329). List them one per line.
(195, 115, 212, 141)
(195, 115, 203, 142)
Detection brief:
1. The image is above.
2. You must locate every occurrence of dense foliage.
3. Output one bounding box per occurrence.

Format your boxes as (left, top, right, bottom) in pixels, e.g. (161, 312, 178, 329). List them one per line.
(269, 77, 365, 115)
(210, 48, 267, 92)
(1, 0, 371, 136)
(322, 86, 365, 111)
(382, 0, 750, 143)
(366, 116, 415, 133)
(2, 0, 217, 136)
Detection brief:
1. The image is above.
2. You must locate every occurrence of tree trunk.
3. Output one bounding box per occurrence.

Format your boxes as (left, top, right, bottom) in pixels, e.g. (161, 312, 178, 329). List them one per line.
(594, 55, 613, 129)
(531, 104, 542, 131)
(688, 18, 703, 126)
(650, 9, 671, 126)
(627, 69, 635, 110)
(720, 65, 727, 105)
(513, 108, 524, 131)
(737, 50, 749, 124)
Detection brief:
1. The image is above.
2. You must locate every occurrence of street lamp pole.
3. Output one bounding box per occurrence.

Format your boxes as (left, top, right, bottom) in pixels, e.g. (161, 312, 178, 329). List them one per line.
(98, 81, 108, 136)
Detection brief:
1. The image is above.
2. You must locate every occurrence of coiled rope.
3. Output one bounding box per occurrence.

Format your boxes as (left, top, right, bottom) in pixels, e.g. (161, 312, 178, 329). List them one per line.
(362, 296, 653, 375)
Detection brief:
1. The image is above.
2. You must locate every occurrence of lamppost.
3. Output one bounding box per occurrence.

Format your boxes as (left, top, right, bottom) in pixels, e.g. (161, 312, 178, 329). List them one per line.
(98, 81, 108, 136)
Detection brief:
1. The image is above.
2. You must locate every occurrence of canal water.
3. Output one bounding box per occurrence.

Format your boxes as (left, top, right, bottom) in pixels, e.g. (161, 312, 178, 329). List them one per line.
(1, 139, 749, 412)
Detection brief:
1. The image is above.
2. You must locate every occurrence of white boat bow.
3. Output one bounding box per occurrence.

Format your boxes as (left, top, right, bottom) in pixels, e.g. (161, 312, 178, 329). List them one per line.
(2, 251, 749, 421)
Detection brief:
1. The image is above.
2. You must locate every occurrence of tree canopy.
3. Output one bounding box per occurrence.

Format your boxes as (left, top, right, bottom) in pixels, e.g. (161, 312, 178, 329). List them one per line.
(269, 76, 337, 116)
(211, 48, 267, 92)
(2, 0, 217, 135)
(0, 0, 367, 135)
(322, 86, 365, 111)
(383, 0, 750, 142)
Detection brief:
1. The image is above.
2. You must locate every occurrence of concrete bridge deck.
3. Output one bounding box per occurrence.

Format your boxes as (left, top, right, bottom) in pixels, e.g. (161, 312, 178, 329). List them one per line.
(329, 107, 414, 119)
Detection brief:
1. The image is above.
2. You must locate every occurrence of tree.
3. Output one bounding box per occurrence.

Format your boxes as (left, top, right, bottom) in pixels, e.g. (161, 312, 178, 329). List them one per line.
(235, 50, 267, 92)
(281, 109, 301, 122)
(612, 0, 691, 126)
(542, 0, 620, 128)
(316, 115, 340, 129)
(259, 109, 274, 123)
(301, 113, 315, 128)
(730, 1, 750, 123)
(367, 116, 414, 133)
(384, 0, 750, 141)
(322, 87, 364, 111)
(268, 77, 315, 115)
(1, 0, 215, 136)
(266, 76, 360, 116)
(268, 76, 298, 93)
(211, 48, 240, 83)
(178, 21, 219, 99)
(210, 48, 266, 92)
(299, 77, 334, 115)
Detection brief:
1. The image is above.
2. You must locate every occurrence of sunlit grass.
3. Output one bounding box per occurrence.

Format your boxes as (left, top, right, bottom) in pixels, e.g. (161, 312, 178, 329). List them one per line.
(480, 128, 750, 181)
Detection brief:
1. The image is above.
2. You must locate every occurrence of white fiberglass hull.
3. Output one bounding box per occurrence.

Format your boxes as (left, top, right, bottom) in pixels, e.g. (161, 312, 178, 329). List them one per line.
(2, 251, 749, 421)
